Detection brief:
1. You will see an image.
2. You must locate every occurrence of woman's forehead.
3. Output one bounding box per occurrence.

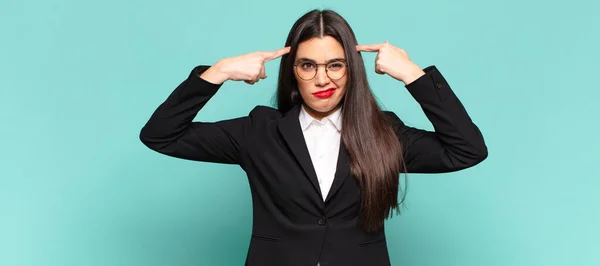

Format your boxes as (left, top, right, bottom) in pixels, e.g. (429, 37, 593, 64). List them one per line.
(295, 36, 345, 61)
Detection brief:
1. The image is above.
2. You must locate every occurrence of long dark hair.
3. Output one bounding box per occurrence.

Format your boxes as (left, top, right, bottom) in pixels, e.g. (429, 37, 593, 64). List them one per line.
(275, 9, 407, 232)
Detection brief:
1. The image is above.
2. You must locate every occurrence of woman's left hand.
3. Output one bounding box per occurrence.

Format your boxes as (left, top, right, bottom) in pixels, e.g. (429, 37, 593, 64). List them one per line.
(356, 42, 426, 85)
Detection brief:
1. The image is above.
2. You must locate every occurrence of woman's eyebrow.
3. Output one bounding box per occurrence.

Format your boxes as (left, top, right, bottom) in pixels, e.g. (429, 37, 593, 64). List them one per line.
(295, 57, 346, 63)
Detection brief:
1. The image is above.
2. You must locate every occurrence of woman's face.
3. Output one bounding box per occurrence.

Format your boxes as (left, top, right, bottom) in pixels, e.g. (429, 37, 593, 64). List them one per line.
(294, 36, 348, 120)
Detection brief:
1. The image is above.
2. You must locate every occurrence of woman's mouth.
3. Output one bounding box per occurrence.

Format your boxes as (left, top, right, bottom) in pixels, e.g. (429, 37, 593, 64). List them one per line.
(312, 88, 336, 99)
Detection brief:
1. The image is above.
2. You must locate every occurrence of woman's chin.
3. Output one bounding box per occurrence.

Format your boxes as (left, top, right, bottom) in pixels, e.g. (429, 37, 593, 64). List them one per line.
(306, 103, 341, 114)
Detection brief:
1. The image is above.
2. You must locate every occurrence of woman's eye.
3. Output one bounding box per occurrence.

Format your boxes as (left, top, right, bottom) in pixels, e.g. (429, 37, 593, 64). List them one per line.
(301, 63, 315, 69)
(328, 63, 343, 70)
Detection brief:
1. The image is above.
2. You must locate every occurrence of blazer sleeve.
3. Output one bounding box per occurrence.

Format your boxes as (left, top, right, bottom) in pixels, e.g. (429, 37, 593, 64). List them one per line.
(387, 65, 488, 173)
(139, 65, 249, 165)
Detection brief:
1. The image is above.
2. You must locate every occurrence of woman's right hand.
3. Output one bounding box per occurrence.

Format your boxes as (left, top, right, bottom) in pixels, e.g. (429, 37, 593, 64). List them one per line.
(200, 47, 291, 85)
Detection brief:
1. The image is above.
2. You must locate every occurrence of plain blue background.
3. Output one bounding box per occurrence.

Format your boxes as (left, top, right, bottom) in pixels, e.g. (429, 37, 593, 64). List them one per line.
(1, 0, 599, 265)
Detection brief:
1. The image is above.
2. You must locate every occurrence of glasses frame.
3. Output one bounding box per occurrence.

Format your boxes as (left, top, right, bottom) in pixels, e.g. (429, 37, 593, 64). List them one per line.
(293, 61, 348, 81)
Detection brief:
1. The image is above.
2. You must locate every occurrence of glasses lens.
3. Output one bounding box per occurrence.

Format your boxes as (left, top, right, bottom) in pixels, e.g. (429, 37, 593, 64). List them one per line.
(326, 62, 346, 80)
(297, 62, 316, 80)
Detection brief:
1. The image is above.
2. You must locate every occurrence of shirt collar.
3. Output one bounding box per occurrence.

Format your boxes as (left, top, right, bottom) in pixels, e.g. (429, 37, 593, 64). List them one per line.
(299, 104, 343, 132)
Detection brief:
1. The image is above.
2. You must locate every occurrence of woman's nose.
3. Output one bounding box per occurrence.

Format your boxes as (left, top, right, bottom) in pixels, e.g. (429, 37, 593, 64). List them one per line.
(314, 67, 330, 86)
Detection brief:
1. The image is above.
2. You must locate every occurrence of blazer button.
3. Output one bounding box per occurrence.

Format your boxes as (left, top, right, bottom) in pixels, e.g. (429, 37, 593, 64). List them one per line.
(435, 83, 443, 89)
(317, 217, 327, 226)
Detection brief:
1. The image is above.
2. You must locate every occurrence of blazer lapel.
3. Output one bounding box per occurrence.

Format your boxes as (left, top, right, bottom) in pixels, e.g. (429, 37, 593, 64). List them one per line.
(277, 104, 323, 199)
(325, 143, 351, 203)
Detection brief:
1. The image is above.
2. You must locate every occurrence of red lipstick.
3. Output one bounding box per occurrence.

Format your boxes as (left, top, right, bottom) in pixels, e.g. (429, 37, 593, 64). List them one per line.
(312, 88, 336, 99)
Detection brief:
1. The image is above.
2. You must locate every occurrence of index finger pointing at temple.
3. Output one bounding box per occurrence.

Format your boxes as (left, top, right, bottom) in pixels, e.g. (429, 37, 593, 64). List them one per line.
(356, 43, 383, 52)
(263, 46, 291, 61)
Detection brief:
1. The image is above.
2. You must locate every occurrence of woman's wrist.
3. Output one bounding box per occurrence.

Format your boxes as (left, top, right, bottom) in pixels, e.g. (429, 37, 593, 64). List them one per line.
(199, 61, 229, 85)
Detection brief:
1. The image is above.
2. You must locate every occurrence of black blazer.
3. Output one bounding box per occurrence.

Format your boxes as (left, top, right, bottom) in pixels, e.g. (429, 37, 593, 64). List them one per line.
(140, 65, 488, 266)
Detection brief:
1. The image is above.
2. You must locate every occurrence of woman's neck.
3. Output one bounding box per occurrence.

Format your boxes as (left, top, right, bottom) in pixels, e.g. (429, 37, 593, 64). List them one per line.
(302, 104, 342, 121)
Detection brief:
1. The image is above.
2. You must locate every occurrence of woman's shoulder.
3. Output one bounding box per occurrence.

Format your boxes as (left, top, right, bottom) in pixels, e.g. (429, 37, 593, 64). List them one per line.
(247, 105, 285, 120)
(381, 110, 405, 126)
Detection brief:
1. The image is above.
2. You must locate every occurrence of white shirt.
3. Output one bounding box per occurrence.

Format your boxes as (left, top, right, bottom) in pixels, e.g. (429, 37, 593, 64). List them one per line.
(298, 105, 342, 202)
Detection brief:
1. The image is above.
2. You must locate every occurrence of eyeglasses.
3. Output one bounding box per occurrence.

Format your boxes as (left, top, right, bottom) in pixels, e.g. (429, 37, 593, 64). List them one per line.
(293, 60, 347, 81)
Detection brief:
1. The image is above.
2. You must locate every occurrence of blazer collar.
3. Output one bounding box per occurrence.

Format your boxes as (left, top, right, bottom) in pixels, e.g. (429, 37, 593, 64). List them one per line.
(298, 105, 343, 132)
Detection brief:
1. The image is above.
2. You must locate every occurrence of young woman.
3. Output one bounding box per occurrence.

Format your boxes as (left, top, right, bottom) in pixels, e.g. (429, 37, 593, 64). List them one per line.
(140, 9, 487, 266)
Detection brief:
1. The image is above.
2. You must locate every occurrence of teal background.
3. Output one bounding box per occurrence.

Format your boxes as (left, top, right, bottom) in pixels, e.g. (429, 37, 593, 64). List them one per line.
(1, 0, 599, 265)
